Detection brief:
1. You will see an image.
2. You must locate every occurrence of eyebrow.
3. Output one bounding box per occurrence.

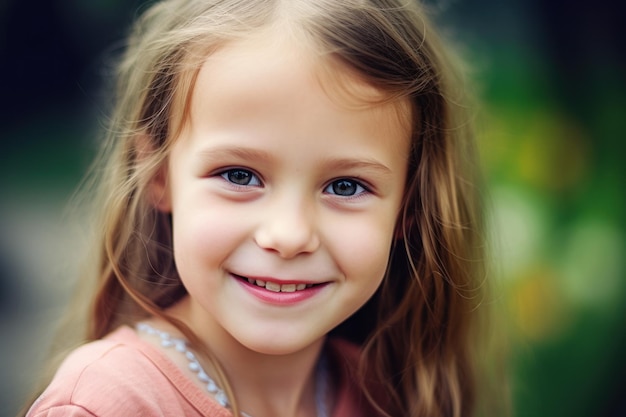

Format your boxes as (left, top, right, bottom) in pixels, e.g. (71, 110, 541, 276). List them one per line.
(319, 157, 393, 177)
(196, 146, 273, 164)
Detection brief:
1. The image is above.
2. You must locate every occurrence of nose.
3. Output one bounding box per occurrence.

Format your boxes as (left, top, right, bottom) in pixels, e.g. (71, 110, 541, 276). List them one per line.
(254, 196, 320, 258)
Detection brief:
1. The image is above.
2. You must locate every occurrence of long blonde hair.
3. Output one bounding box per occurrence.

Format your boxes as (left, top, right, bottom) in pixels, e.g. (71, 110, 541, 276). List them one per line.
(43, 1, 494, 416)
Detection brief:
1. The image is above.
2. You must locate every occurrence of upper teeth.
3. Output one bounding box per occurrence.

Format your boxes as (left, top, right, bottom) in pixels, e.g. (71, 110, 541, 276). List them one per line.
(247, 278, 310, 292)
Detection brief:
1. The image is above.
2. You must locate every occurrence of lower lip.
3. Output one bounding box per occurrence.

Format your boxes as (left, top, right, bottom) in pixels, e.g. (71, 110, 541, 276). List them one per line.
(235, 276, 327, 305)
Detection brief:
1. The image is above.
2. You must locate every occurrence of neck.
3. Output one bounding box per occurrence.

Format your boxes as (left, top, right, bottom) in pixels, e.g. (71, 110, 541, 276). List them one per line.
(219, 341, 324, 417)
(165, 300, 327, 417)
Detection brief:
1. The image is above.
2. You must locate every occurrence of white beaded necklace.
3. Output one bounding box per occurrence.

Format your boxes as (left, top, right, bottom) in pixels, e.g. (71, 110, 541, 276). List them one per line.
(136, 322, 329, 417)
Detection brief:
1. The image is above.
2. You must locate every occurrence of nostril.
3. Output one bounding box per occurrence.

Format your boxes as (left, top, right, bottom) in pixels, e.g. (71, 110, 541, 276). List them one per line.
(253, 223, 320, 258)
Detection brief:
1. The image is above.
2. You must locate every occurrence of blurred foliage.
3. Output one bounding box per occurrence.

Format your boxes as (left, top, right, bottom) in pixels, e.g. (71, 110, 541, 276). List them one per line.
(1, 1, 624, 417)
(462, 1, 626, 415)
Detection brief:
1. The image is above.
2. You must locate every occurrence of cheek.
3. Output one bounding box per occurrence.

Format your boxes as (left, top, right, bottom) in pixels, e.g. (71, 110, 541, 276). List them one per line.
(331, 216, 396, 287)
(172, 206, 239, 270)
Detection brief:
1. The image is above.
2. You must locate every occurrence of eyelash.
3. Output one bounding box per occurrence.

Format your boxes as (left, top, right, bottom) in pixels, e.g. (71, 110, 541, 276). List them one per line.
(216, 168, 370, 198)
(323, 178, 370, 198)
(218, 168, 263, 188)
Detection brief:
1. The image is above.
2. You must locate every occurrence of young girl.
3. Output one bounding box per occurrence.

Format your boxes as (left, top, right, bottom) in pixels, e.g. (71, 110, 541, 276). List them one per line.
(25, 0, 494, 416)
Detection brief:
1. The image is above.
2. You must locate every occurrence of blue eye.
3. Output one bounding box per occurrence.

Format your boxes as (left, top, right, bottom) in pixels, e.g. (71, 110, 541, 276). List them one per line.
(220, 169, 261, 186)
(325, 179, 366, 196)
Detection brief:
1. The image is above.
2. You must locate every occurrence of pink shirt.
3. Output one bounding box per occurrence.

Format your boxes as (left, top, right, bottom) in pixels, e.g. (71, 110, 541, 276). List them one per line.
(27, 326, 377, 416)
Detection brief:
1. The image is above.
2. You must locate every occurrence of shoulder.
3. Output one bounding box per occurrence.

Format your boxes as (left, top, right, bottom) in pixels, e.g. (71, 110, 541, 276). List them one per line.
(47, 327, 153, 383)
(27, 327, 195, 417)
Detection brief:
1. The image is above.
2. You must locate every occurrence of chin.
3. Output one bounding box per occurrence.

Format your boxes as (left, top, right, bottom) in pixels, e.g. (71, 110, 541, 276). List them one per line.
(237, 334, 325, 356)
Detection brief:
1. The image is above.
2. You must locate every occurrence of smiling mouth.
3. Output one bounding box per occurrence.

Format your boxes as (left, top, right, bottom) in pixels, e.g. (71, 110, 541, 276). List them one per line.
(234, 275, 316, 293)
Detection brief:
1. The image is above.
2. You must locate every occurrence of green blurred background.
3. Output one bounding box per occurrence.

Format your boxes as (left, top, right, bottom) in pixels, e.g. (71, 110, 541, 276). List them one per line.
(1, 0, 624, 416)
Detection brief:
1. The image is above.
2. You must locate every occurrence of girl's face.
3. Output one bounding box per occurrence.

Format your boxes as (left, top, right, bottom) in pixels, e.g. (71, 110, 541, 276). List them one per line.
(157, 33, 411, 355)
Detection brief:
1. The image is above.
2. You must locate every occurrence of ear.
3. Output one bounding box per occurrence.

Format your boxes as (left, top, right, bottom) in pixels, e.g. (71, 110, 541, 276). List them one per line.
(394, 219, 405, 241)
(149, 161, 172, 213)
(394, 211, 415, 241)
(136, 134, 172, 213)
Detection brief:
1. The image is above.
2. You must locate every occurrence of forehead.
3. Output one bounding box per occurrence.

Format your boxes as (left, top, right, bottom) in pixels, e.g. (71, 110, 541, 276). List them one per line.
(186, 30, 412, 134)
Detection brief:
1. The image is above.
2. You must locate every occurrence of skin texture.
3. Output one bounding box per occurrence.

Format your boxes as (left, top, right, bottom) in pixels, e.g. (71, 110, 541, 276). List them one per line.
(151, 31, 411, 416)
